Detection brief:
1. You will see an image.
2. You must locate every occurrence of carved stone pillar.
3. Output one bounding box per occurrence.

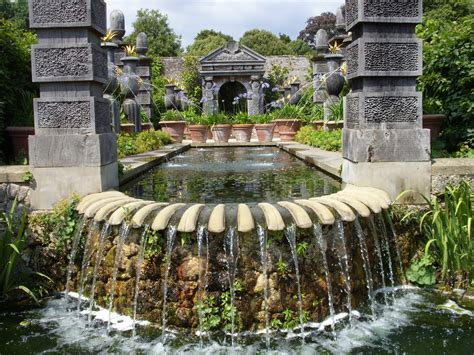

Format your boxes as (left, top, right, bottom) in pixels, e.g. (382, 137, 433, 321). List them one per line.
(102, 41, 120, 133)
(248, 75, 264, 115)
(202, 76, 217, 115)
(312, 29, 329, 104)
(342, 0, 430, 201)
(136, 32, 153, 120)
(110, 9, 125, 66)
(121, 57, 141, 132)
(28, 0, 118, 209)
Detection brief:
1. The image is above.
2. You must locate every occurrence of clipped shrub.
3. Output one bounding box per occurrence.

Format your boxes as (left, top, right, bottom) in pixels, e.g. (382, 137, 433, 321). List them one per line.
(295, 126, 342, 152)
(117, 130, 173, 158)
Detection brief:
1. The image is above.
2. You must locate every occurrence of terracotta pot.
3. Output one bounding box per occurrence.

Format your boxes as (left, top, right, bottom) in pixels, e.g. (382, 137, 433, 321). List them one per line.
(160, 121, 186, 143)
(274, 119, 302, 141)
(208, 128, 213, 139)
(423, 114, 446, 142)
(6, 126, 34, 160)
(232, 124, 254, 142)
(142, 122, 153, 131)
(120, 123, 135, 134)
(211, 124, 232, 143)
(188, 125, 208, 143)
(325, 121, 343, 131)
(255, 124, 275, 142)
(273, 125, 280, 138)
(312, 121, 324, 130)
(183, 125, 191, 140)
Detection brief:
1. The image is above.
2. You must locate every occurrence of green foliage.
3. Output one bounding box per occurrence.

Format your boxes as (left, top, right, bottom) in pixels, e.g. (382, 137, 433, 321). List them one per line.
(0, 19, 37, 131)
(265, 64, 290, 104)
(295, 126, 342, 152)
(276, 257, 288, 275)
(417, 5, 474, 150)
(196, 290, 242, 333)
(280, 308, 309, 329)
(0, 199, 28, 297)
(250, 114, 273, 124)
(399, 181, 473, 286)
(183, 109, 208, 125)
(329, 100, 343, 123)
(22, 171, 34, 184)
(197, 295, 221, 331)
(117, 130, 173, 158)
(125, 9, 181, 57)
(231, 112, 253, 124)
(271, 105, 303, 120)
(0, 0, 29, 29)
(296, 242, 309, 256)
(181, 56, 202, 105)
(144, 229, 162, 260)
(288, 39, 313, 55)
(150, 57, 166, 123)
(187, 30, 233, 57)
(406, 253, 437, 286)
(161, 110, 185, 121)
(240, 29, 292, 56)
(206, 113, 231, 125)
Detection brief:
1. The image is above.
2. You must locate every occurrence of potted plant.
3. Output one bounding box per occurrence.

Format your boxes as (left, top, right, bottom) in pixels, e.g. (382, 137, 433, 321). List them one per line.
(326, 101, 344, 131)
(251, 114, 275, 142)
(160, 110, 186, 143)
(232, 112, 254, 142)
(184, 110, 209, 143)
(140, 111, 154, 131)
(272, 105, 303, 141)
(209, 113, 232, 143)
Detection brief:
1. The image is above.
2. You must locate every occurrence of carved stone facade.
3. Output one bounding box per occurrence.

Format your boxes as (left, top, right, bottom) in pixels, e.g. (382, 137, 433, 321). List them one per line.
(28, 0, 118, 209)
(342, 0, 431, 202)
(199, 41, 266, 116)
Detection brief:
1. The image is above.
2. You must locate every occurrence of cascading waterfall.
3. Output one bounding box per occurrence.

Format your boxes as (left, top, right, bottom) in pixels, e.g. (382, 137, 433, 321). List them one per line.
(377, 214, 396, 299)
(88, 222, 111, 322)
(285, 224, 305, 337)
(314, 224, 336, 337)
(257, 224, 270, 347)
(77, 220, 98, 311)
(333, 219, 353, 323)
(196, 224, 209, 345)
(383, 210, 405, 282)
(223, 226, 239, 346)
(161, 224, 177, 337)
(354, 218, 376, 319)
(369, 218, 388, 304)
(132, 225, 150, 337)
(65, 216, 86, 300)
(107, 222, 131, 330)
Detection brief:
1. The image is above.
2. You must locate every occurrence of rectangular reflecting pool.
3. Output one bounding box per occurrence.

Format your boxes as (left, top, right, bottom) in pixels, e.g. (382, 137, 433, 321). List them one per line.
(121, 146, 340, 204)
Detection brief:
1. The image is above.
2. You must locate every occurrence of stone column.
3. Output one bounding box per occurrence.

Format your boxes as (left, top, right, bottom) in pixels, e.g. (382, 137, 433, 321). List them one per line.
(342, 0, 430, 201)
(28, 0, 118, 209)
(102, 41, 121, 133)
(202, 76, 217, 115)
(248, 75, 264, 116)
(312, 29, 329, 104)
(136, 33, 153, 121)
(109, 9, 125, 66)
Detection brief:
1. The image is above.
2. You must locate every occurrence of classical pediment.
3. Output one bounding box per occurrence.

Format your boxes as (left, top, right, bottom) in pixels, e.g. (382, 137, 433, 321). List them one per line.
(200, 41, 266, 64)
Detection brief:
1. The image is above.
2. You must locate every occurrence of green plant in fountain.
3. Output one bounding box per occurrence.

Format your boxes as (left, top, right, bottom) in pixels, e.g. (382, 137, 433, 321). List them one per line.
(144, 229, 162, 260)
(276, 256, 288, 275)
(296, 241, 309, 256)
(400, 181, 473, 287)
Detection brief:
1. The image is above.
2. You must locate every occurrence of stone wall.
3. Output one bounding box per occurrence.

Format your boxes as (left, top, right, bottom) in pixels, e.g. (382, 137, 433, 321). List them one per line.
(0, 183, 30, 215)
(160, 56, 311, 84)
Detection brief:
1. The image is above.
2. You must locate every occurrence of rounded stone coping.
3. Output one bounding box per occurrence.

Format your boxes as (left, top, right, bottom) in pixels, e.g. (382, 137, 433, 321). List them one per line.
(76, 186, 391, 233)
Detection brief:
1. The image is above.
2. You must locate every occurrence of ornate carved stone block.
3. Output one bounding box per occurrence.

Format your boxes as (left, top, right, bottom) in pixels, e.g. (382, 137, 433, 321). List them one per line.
(34, 97, 111, 134)
(346, 38, 422, 79)
(29, 0, 106, 34)
(346, 0, 422, 31)
(32, 43, 107, 83)
(344, 92, 422, 129)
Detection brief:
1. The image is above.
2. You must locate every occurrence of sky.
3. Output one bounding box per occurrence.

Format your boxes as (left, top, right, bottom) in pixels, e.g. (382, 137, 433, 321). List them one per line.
(106, 0, 340, 48)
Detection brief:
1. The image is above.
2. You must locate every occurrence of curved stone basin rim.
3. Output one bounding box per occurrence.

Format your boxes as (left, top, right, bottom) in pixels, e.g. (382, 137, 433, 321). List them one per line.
(75, 186, 391, 233)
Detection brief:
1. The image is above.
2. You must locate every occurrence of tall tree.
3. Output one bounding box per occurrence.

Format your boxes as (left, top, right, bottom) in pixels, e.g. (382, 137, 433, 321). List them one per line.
(0, 0, 29, 29)
(239, 29, 292, 56)
(126, 9, 182, 58)
(298, 12, 336, 48)
(187, 29, 233, 57)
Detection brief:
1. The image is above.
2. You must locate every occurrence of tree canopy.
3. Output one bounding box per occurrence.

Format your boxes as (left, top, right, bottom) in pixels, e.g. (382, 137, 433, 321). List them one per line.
(239, 29, 293, 56)
(186, 30, 233, 57)
(0, 0, 29, 29)
(126, 9, 182, 58)
(298, 12, 336, 48)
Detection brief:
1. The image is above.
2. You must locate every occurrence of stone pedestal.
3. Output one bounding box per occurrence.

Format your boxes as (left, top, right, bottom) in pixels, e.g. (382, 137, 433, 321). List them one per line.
(136, 33, 153, 120)
(248, 75, 264, 115)
(28, 0, 118, 209)
(312, 29, 329, 104)
(202, 76, 217, 115)
(342, 0, 430, 202)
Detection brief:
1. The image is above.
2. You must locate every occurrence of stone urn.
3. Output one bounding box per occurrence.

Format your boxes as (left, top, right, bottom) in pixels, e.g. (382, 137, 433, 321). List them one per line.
(289, 82, 302, 105)
(164, 84, 176, 110)
(423, 114, 446, 142)
(188, 125, 209, 143)
(160, 121, 186, 143)
(233, 124, 254, 142)
(180, 91, 189, 112)
(174, 88, 183, 111)
(120, 56, 141, 132)
(255, 123, 275, 142)
(211, 124, 232, 143)
(325, 54, 345, 97)
(274, 119, 302, 141)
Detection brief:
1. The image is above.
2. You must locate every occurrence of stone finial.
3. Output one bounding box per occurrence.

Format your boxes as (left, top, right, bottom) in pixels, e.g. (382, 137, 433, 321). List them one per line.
(136, 32, 148, 56)
(336, 6, 345, 30)
(315, 29, 328, 51)
(109, 9, 125, 41)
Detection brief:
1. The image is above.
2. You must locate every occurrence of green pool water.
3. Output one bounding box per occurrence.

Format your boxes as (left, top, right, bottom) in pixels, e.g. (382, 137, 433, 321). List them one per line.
(121, 146, 340, 203)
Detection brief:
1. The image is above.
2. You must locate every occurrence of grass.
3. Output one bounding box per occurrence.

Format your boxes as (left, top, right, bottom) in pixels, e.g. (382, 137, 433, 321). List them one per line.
(399, 180, 473, 287)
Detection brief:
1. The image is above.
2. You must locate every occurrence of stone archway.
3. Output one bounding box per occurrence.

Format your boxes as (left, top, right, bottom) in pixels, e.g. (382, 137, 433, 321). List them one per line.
(218, 81, 247, 115)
